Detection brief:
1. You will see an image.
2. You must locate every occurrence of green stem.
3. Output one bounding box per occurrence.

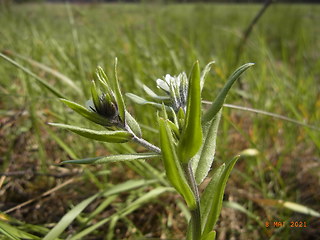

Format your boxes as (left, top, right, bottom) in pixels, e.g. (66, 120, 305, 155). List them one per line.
(124, 124, 161, 153)
(184, 162, 201, 240)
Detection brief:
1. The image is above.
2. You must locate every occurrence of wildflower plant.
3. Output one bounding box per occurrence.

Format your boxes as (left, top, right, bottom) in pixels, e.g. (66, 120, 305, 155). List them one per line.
(51, 58, 253, 240)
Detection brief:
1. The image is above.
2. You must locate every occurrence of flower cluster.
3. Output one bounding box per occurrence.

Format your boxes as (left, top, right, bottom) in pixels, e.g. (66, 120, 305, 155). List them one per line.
(156, 72, 188, 112)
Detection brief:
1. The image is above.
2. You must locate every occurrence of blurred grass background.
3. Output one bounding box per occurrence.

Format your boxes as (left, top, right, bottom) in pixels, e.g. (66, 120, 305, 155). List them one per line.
(0, 2, 319, 239)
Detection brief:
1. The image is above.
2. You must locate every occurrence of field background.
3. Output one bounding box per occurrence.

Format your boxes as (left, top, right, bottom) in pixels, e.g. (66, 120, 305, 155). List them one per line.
(0, 2, 319, 239)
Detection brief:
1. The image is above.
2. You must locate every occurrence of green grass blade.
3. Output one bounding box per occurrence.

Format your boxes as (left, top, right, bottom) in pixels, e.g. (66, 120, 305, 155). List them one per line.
(201, 156, 239, 235)
(49, 123, 133, 143)
(202, 63, 254, 123)
(158, 117, 196, 209)
(178, 61, 202, 163)
(43, 194, 98, 240)
(0, 53, 65, 98)
(61, 153, 159, 165)
(0, 221, 41, 240)
(68, 180, 158, 240)
(3, 50, 82, 94)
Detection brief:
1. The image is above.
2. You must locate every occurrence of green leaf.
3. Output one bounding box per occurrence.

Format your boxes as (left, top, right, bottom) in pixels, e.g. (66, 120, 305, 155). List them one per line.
(202, 63, 254, 123)
(192, 110, 222, 184)
(201, 231, 216, 240)
(126, 93, 164, 109)
(113, 58, 126, 121)
(125, 110, 142, 138)
(60, 99, 107, 126)
(201, 156, 239, 235)
(90, 80, 101, 111)
(0, 221, 40, 240)
(96, 66, 110, 86)
(142, 84, 170, 100)
(61, 153, 159, 164)
(49, 123, 133, 143)
(158, 117, 196, 209)
(200, 60, 215, 91)
(44, 180, 153, 240)
(43, 194, 97, 240)
(0, 53, 65, 98)
(178, 61, 203, 163)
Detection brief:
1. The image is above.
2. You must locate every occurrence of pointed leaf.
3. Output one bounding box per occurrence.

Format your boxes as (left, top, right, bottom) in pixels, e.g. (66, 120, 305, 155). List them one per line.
(113, 58, 126, 121)
(126, 93, 165, 109)
(125, 110, 142, 138)
(90, 80, 101, 111)
(0, 221, 40, 240)
(62, 153, 159, 164)
(96, 66, 110, 85)
(143, 84, 170, 100)
(178, 61, 202, 163)
(201, 231, 216, 240)
(158, 117, 196, 209)
(200, 60, 215, 91)
(49, 123, 133, 143)
(201, 156, 239, 235)
(60, 99, 108, 126)
(192, 110, 222, 184)
(203, 63, 254, 123)
(43, 194, 97, 240)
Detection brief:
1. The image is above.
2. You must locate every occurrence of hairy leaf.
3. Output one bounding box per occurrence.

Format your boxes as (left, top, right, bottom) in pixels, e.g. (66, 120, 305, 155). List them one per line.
(202, 63, 254, 123)
(60, 98, 107, 126)
(113, 58, 126, 121)
(158, 117, 196, 209)
(201, 156, 239, 235)
(192, 110, 222, 184)
(200, 60, 215, 91)
(62, 153, 159, 164)
(49, 123, 132, 143)
(125, 110, 142, 138)
(178, 61, 203, 163)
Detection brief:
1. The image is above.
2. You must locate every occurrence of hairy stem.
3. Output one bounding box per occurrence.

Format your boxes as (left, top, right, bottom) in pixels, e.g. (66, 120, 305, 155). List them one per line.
(124, 124, 161, 153)
(184, 162, 201, 240)
(132, 135, 161, 154)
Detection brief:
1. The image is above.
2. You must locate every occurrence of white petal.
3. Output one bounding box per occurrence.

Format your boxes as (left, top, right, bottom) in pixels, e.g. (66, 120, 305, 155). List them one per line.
(156, 79, 170, 92)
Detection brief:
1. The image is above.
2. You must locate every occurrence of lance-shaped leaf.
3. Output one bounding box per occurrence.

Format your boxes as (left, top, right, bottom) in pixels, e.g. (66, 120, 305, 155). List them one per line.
(91, 80, 101, 111)
(202, 63, 254, 123)
(158, 117, 196, 209)
(200, 156, 239, 236)
(201, 231, 216, 240)
(126, 93, 165, 109)
(192, 109, 222, 184)
(125, 110, 142, 138)
(143, 84, 170, 101)
(200, 60, 215, 91)
(113, 58, 126, 122)
(60, 98, 108, 126)
(178, 61, 202, 163)
(62, 153, 159, 164)
(49, 123, 133, 143)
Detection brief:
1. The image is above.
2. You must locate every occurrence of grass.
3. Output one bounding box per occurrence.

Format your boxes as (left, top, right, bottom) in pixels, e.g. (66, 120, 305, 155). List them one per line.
(0, 2, 319, 239)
